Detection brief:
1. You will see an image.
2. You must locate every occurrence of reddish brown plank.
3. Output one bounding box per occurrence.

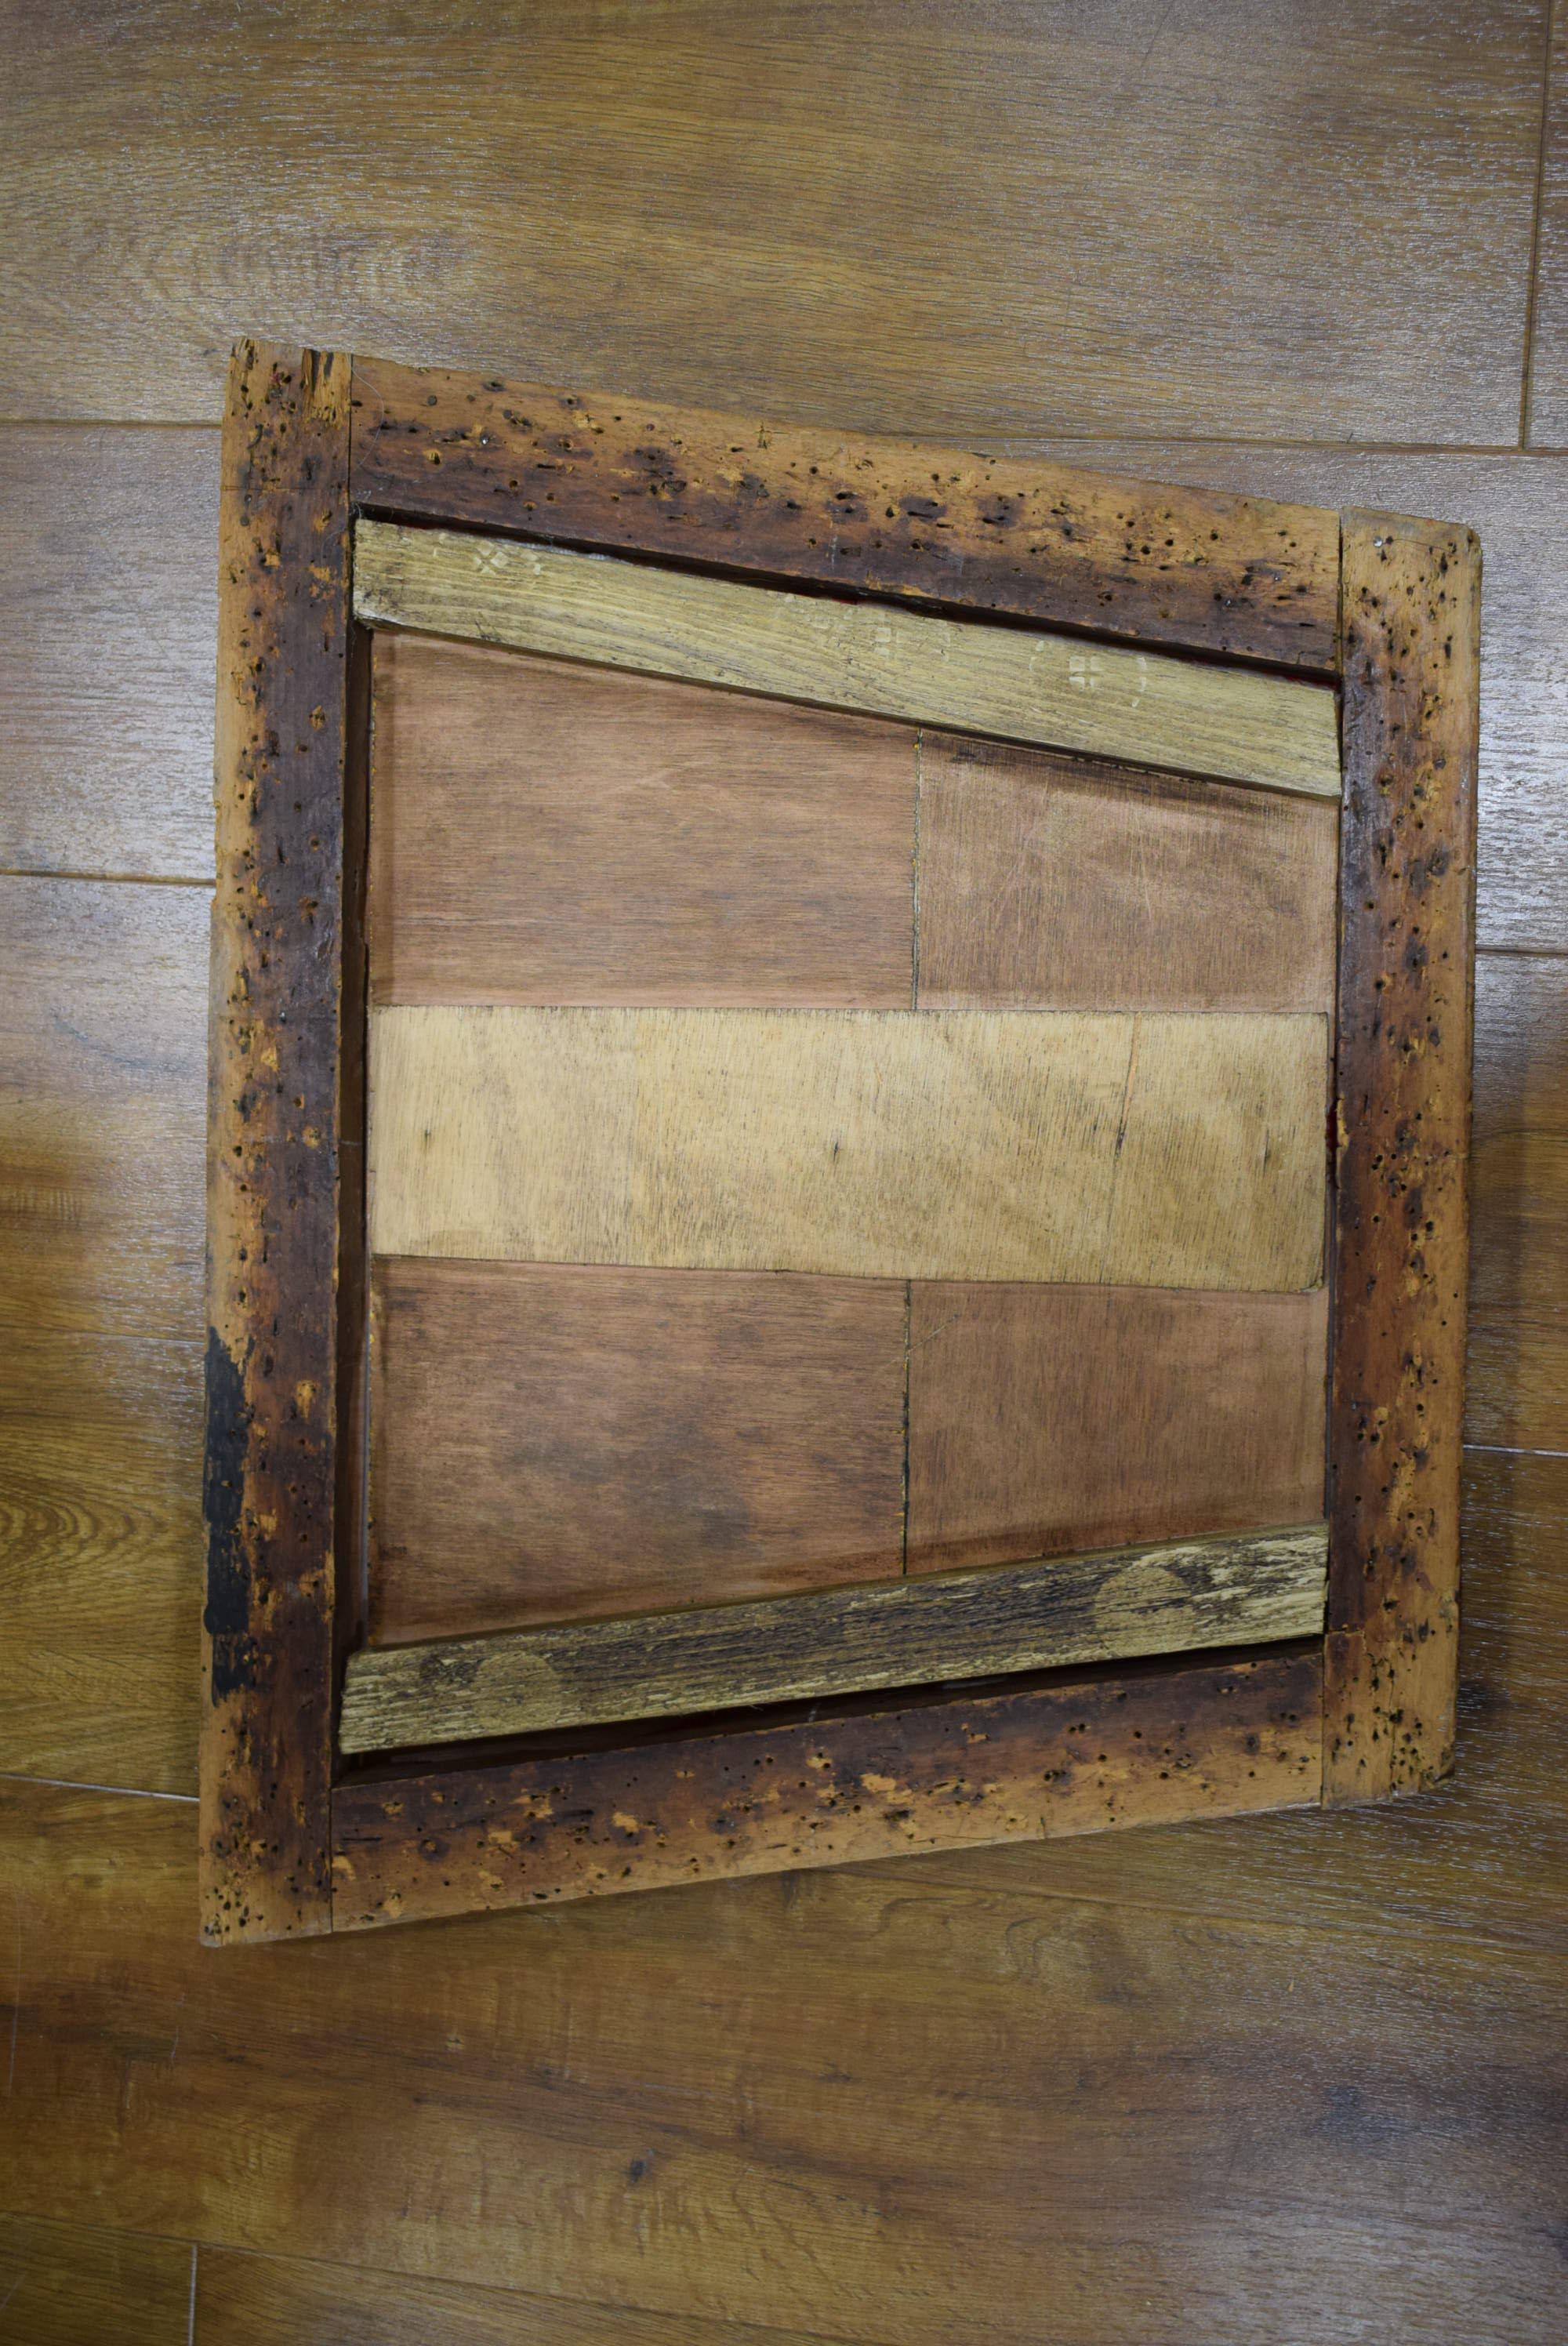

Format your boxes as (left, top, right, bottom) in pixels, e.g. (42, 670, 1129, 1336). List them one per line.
(368, 1257, 908, 1643)
(1325, 512, 1481, 1804)
(915, 732, 1338, 1013)
(331, 1651, 1323, 1929)
(907, 1284, 1328, 1574)
(202, 341, 352, 1943)
(350, 358, 1339, 670)
(368, 634, 916, 1008)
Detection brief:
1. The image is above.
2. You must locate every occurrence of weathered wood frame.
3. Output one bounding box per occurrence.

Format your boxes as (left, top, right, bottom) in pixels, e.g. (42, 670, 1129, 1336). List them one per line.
(201, 340, 1479, 1944)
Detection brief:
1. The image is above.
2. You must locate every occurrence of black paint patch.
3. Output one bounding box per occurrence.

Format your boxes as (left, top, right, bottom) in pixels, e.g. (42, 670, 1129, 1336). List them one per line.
(204, 1324, 257, 1700)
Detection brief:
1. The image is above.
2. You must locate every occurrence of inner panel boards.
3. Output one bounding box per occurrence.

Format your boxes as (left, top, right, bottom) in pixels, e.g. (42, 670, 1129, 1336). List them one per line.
(364, 625, 1337, 1646)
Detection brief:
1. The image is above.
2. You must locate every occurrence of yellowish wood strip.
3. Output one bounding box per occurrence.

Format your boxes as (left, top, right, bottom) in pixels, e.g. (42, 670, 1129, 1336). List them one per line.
(369, 1006, 1328, 1291)
(339, 1522, 1330, 1752)
(352, 521, 1341, 800)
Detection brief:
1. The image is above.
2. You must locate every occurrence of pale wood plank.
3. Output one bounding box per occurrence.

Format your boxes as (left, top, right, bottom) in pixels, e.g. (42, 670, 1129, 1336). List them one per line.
(368, 635, 916, 1008)
(353, 522, 1341, 799)
(916, 733, 1338, 1013)
(368, 1005, 1328, 1291)
(339, 1523, 1328, 1753)
(908, 1284, 1329, 1573)
(368, 1258, 908, 1643)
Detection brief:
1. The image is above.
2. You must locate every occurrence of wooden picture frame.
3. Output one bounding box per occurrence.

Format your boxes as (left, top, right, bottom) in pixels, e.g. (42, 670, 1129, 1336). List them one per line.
(201, 340, 1479, 1945)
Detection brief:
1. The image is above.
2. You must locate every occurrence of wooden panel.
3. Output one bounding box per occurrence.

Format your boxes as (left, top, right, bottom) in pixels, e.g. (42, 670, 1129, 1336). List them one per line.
(334, 1651, 1323, 1920)
(10, 1774, 1568, 2346)
(355, 522, 1341, 798)
(1527, 8, 1568, 443)
(202, 342, 351, 1945)
(907, 1285, 1329, 1574)
(0, 2213, 191, 2346)
(1325, 513, 1480, 1805)
(369, 1258, 907, 1643)
(351, 361, 1338, 674)
(369, 1005, 1329, 1290)
(368, 634, 916, 1009)
(0, 429, 218, 881)
(339, 1526, 1327, 1752)
(9, 4, 1542, 450)
(1468, 950, 1568, 1452)
(916, 734, 1338, 1013)
(196, 2249, 840, 2346)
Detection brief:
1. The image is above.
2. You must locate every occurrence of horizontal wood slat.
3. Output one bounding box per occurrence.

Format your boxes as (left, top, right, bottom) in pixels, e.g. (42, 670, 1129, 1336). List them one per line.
(332, 1651, 1326, 1927)
(352, 521, 1342, 799)
(368, 1006, 1329, 1290)
(338, 1523, 1328, 1753)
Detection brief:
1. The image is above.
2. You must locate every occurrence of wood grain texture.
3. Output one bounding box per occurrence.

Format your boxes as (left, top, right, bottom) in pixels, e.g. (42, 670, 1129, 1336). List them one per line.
(1526, 6, 1568, 444)
(333, 1651, 1323, 1923)
(370, 1004, 1329, 1290)
(352, 359, 1338, 673)
(1468, 952, 1568, 1451)
(354, 523, 1341, 798)
(916, 732, 1338, 1012)
(908, 1285, 1329, 1574)
(202, 342, 350, 1943)
(0, 2213, 191, 2346)
(1014, 447, 1566, 959)
(0, 878, 205, 1793)
(2, 5, 1544, 449)
(1325, 514, 1481, 1805)
(24, 1761, 1565, 2346)
(369, 1258, 907, 1643)
(339, 1526, 1327, 1752)
(368, 634, 916, 1009)
(195, 2250, 847, 2346)
(0, 428, 218, 880)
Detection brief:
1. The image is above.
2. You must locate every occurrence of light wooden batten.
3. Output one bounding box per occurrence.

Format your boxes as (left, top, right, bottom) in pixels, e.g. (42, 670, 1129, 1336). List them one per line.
(368, 1004, 1329, 1291)
(352, 521, 1342, 800)
(339, 1523, 1330, 1753)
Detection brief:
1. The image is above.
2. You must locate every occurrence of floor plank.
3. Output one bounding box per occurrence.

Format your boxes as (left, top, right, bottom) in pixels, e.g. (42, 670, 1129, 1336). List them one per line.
(2, 1776, 1563, 2346)
(907, 1285, 1327, 1572)
(1469, 951, 1568, 1451)
(195, 2248, 858, 2346)
(369, 637, 916, 1010)
(369, 1258, 906, 1642)
(1526, 5, 1568, 442)
(0, 878, 206, 1792)
(0, 428, 217, 881)
(0, 2213, 191, 2345)
(0, 4, 1544, 441)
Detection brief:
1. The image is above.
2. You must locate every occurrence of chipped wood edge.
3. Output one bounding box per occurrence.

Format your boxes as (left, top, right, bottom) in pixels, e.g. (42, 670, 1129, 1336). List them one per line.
(1323, 510, 1481, 1804)
(347, 355, 1342, 673)
(201, 341, 353, 1944)
(340, 1523, 1329, 1755)
(352, 522, 1341, 800)
(330, 1649, 1326, 1930)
